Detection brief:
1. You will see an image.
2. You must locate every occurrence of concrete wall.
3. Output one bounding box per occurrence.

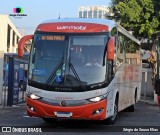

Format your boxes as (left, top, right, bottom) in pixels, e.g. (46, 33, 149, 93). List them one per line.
(0, 14, 22, 53)
(0, 15, 8, 52)
(141, 69, 154, 98)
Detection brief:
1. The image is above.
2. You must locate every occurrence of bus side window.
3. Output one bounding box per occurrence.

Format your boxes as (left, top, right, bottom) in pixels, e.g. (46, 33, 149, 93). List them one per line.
(124, 35, 140, 65)
(116, 34, 126, 67)
(111, 27, 117, 37)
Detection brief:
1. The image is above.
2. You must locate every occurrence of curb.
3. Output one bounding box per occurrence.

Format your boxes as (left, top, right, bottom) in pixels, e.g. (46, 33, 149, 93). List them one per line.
(140, 99, 158, 106)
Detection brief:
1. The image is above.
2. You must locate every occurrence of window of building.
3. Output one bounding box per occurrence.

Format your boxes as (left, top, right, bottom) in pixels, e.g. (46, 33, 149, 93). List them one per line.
(7, 25, 11, 52)
(98, 10, 102, 18)
(88, 11, 92, 18)
(17, 37, 19, 44)
(13, 31, 15, 46)
(79, 11, 82, 18)
(93, 11, 97, 18)
(83, 11, 87, 18)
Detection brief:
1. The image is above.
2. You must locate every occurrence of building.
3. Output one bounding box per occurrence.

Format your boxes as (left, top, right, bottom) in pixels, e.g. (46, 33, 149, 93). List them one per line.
(0, 14, 29, 53)
(78, 5, 109, 19)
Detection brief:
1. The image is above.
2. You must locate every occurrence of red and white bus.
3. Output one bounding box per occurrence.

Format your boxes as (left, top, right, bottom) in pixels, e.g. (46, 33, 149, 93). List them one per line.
(18, 18, 141, 124)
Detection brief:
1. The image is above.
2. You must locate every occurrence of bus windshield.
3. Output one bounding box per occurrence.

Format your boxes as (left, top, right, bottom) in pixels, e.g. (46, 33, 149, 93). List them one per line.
(29, 33, 109, 91)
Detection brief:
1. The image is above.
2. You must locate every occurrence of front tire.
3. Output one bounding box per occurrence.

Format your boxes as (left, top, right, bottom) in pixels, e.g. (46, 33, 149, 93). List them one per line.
(105, 98, 118, 124)
(126, 90, 137, 112)
(126, 104, 135, 112)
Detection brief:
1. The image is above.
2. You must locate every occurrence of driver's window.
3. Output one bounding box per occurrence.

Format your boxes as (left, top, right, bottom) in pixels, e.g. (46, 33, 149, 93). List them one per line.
(116, 32, 126, 67)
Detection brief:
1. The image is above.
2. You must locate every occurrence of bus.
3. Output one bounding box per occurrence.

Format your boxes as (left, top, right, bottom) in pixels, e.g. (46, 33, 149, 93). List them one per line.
(18, 18, 141, 124)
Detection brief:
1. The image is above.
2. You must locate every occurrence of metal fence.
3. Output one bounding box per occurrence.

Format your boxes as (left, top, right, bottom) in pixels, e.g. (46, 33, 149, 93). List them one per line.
(2, 55, 28, 107)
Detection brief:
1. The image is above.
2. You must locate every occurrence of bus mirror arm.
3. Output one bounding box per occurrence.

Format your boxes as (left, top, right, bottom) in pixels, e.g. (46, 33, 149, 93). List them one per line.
(18, 35, 33, 57)
(107, 37, 115, 61)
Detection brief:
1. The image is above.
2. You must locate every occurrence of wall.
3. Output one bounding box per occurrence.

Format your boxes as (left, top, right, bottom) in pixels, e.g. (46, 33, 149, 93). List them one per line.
(0, 15, 8, 52)
(0, 51, 4, 106)
(0, 14, 22, 53)
(141, 69, 154, 98)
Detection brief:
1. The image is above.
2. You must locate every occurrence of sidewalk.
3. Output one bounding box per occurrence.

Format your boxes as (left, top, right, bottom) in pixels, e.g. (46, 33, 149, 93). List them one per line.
(0, 102, 26, 110)
(140, 96, 158, 106)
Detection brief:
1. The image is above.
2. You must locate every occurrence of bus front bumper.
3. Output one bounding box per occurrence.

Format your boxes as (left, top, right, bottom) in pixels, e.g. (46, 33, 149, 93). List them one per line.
(26, 97, 107, 120)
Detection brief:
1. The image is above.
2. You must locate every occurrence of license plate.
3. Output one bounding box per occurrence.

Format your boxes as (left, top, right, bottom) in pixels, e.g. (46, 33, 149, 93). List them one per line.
(54, 112, 72, 118)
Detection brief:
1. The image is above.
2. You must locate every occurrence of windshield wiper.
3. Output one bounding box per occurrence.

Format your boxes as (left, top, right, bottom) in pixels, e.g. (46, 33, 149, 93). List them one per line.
(68, 62, 86, 91)
(45, 61, 63, 85)
(45, 53, 65, 85)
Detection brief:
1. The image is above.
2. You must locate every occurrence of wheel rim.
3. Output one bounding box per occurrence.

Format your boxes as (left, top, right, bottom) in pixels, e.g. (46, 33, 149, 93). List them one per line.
(111, 104, 117, 121)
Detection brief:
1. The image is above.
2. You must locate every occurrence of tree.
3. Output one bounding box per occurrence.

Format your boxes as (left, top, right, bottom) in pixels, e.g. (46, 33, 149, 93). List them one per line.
(110, 0, 160, 40)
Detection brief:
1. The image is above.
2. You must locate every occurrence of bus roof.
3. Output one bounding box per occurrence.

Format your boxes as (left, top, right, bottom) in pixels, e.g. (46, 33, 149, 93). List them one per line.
(41, 18, 116, 31)
(38, 18, 140, 45)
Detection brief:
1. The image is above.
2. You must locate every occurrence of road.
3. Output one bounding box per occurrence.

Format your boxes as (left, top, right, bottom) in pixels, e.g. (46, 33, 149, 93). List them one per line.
(0, 101, 160, 135)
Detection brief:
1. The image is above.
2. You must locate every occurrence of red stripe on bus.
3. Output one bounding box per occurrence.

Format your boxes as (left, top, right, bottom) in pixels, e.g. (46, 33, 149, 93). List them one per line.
(36, 22, 109, 33)
(26, 97, 107, 120)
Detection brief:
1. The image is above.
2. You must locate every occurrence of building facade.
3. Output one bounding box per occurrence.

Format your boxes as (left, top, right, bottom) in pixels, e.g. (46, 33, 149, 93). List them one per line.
(78, 5, 109, 19)
(0, 15, 28, 53)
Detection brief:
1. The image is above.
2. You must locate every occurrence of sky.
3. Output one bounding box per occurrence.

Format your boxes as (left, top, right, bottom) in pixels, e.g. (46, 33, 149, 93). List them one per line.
(0, 0, 111, 34)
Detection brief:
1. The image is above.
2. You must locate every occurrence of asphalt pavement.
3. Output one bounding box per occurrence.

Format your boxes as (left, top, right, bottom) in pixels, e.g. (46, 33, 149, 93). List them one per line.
(0, 101, 160, 135)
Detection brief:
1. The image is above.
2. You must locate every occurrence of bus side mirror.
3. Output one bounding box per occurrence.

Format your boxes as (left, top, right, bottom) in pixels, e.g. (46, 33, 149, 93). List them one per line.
(107, 37, 115, 61)
(18, 35, 33, 57)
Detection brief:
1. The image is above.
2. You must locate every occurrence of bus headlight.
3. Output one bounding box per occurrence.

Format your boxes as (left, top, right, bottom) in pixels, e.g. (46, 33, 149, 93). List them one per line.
(27, 92, 41, 100)
(89, 97, 101, 102)
(30, 94, 41, 100)
(88, 94, 108, 102)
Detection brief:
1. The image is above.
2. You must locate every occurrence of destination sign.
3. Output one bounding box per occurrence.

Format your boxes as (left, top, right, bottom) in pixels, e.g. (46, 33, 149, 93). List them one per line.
(41, 35, 65, 40)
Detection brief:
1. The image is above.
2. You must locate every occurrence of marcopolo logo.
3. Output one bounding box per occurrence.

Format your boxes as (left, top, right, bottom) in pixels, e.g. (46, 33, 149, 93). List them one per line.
(10, 7, 27, 18)
(13, 7, 24, 14)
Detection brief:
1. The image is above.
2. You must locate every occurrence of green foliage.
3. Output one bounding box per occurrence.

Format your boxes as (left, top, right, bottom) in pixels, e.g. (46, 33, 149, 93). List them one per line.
(110, 0, 160, 40)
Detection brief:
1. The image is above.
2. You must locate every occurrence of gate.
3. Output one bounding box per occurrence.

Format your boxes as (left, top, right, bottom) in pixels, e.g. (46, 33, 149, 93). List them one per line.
(3, 53, 29, 107)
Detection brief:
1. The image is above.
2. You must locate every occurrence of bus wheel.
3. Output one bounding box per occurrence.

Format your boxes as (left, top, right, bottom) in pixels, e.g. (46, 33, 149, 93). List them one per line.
(126, 105, 135, 112)
(42, 118, 57, 123)
(105, 98, 118, 124)
(126, 91, 137, 112)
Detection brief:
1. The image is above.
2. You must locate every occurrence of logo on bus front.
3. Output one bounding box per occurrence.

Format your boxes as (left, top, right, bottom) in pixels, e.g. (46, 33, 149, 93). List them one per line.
(60, 101, 66, 106)
(57, 26, 86, 30)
